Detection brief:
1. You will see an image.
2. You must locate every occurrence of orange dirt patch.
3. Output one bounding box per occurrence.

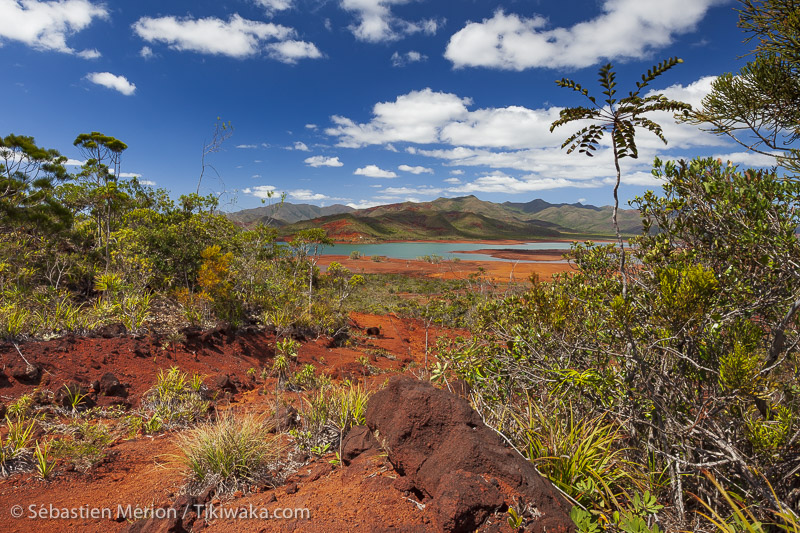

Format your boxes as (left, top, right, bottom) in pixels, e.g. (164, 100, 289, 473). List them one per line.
(0, 313, 467, 532)
(319, 254, 573, 283)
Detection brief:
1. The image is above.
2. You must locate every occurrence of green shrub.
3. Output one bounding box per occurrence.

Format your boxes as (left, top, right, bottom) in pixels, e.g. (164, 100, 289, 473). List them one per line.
(176, 412, 285, 496)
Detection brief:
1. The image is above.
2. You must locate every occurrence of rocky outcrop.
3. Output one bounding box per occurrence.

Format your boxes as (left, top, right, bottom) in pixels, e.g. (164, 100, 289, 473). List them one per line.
(363, 376, 575, 533)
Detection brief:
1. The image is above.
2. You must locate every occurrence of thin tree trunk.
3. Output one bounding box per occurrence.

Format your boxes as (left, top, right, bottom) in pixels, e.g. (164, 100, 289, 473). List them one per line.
(611, 135, 628, 300)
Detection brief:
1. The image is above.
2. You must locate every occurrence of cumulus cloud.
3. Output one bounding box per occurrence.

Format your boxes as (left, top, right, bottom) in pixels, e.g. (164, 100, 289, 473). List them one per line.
(85, 72, 136, 95)
(267, 40, 322, 63)
(290, 189, 329, 201)
(254, 0, 292, 15)
(398, 164, 433, 174)
(445, 1, 724, 70)
(0, 0, 107, 57)
(244, 185, 277, 198)
(324, 76, 739, 194)
(132, 14, 308, 59)
(139, 46, 154, 59)
(346, 199, 384, 209)
(291, 141, 310, 151)
(354, 164, 397, 178)
(340, 0, 439, 43)
(139, 179, 156, 186)
(449, 171, 604, 194)
(305, 155, 343, 167)
(443, 177, 461, 184)
(391, 50, 426, 67)
(711, 151, 783, 167)
(305, 124, 318, 130)
(118, 172, 141, 178)
(327, 88, 472, 147)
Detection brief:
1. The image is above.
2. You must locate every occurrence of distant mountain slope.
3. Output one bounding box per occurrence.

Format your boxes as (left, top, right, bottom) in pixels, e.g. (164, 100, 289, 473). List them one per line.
(282, 209, 562, 242)
(227, 202, 354, 226)
(227, 195, 642, 241)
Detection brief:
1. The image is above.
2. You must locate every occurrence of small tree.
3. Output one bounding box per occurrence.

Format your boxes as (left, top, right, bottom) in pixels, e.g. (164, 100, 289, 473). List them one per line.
(73, 132, 128, 270)
(0, 134, 71, 231)
(289, 228, 332, 312)
(550, 58, 690, 297)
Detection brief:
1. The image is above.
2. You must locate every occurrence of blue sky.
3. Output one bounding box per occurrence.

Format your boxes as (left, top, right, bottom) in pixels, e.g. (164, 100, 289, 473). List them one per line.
(0, 0, 766, 210)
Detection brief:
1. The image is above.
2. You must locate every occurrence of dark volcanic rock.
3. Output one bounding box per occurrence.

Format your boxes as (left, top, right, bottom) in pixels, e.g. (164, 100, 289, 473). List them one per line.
(10, 361, 41, 383)
(341, 425, 380, 465)
(271, 405, 299, 432)
(99, 372, 128, 397)
(365, 376, 574, 533)
(432, 470, 505, 533)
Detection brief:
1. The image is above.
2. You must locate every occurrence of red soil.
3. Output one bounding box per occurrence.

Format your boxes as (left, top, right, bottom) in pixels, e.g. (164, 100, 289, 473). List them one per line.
(0, 313, 473, 532)
(319, 255, 573, 283)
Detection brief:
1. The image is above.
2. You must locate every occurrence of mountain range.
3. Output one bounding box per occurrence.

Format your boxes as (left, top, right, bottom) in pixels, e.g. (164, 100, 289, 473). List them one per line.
(226, 195, 642, 242)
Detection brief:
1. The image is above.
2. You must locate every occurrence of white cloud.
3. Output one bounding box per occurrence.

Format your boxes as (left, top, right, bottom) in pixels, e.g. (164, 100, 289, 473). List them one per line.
(236, 144, 259, 149)
(443, 177, 461, 184)
(139, 179, 156, 186)
(324, 77, 741, 194)
(254, 0, 292, 15)
(0, 0, 107, 57)
(391, 50, 427, 67)
(132, 14, 296, 59)
(369, 184, 383, 188)
(291, 141, 310, 151)
(85, 72, 136, 95)
(290, 189, 329, 201)
(398, 164, 433, 174)
(305, 123, 318, 130)
(244, 185, 277, 198)
(450, 171, 604, 194)
(305, 155, 343, 167)
(354, 164, 397, 178)
(383, 186, 442, 196)
(711, 151, 783, 167)
(139, 45, 154, 59)
(347, 199, 383, 209)
(252, 174, 262, 178)
(267, 40, 323, 64)
(118, 172, 141, 178)
(327, 88, 472, 147)
(445, 1, 724, 70)
(340, 0, 439, 43)
(65, 158, 84, 166)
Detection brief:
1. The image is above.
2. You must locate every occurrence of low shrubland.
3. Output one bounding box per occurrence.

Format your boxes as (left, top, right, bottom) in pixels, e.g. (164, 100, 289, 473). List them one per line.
(437, 159, 800, 530)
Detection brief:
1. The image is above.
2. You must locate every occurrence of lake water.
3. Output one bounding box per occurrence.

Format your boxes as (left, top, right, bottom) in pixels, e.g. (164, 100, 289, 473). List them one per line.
(318, 241, 577, 262)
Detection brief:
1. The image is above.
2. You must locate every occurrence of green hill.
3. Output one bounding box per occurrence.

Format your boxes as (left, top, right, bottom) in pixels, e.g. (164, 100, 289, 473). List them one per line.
(227, 195, 642, 242)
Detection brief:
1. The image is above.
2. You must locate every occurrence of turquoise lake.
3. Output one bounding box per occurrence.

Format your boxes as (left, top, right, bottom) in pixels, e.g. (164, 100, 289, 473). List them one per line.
(317, 241, 577, 262)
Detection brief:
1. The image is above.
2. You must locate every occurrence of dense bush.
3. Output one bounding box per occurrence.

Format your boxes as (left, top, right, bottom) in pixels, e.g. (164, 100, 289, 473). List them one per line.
(439, 158, 800, 529)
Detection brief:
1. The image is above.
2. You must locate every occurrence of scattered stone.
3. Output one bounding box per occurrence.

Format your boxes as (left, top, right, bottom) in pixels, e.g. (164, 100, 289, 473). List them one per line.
(95, 322, 127, 339)
(264, 493, 277, 504)
(271, 405, 299, 432)
(99, 372, 128, 397)
(285, 483, 298, 495)
(365, 376, 575, 533)
(10, 361, 41, 383)
(211, 374, 237, 393)
(341, 425, 380, 466)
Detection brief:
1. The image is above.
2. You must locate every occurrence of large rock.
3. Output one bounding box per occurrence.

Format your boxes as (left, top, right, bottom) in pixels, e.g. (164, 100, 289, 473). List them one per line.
(365, 376, 575, 533)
